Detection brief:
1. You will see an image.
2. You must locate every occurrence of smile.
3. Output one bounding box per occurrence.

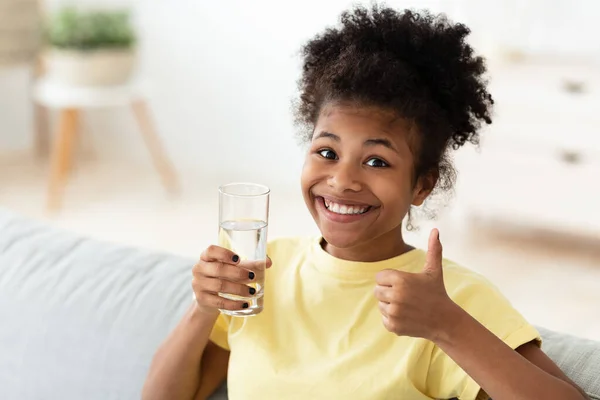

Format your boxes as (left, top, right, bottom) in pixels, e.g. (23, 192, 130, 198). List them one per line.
(324, 198, 371, 215)
(315, 196, 376, 223)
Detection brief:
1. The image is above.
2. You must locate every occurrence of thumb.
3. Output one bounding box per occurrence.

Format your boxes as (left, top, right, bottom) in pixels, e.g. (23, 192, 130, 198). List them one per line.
(423, 228, 443, 278)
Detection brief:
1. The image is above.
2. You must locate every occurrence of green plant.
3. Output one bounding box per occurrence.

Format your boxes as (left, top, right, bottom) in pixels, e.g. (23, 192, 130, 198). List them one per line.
(46, 8, 136, 51)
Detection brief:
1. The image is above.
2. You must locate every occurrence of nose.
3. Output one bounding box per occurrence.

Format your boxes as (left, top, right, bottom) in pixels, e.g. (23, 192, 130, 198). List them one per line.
(327, 161, 362, 192)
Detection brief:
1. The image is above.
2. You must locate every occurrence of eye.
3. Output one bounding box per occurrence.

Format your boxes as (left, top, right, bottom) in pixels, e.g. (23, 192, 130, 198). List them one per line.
(318, 149, 338, 160)
(365, 157, 389, 168)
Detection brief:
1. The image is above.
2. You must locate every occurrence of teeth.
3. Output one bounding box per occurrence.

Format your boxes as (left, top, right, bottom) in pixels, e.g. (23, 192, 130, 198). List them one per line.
(324, 199, 369, 215)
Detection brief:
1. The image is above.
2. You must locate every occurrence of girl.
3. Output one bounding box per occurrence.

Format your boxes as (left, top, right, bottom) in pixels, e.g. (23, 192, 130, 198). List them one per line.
(143, 5, 588, 400)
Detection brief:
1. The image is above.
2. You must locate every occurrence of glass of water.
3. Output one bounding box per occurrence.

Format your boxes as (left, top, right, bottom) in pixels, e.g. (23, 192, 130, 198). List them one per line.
(218, 182, 270, 317)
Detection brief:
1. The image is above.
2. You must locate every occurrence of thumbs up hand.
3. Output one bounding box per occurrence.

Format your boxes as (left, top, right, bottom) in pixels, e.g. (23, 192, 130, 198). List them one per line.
(374, 229, 457, 341)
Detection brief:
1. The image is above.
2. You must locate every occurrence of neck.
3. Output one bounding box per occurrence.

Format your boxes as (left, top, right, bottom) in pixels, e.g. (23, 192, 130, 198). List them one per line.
(323, 228, 413, 262)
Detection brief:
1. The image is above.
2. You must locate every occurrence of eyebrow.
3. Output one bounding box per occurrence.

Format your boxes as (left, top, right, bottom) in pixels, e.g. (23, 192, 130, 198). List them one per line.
(314, 131, 399, 153)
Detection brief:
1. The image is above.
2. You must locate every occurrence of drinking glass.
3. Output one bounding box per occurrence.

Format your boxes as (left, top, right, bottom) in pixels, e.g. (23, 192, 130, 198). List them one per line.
(218, 182, 270, 316)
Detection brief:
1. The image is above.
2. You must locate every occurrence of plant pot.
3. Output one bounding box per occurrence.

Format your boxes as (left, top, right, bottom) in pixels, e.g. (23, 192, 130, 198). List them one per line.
(44, 48, 136, 87)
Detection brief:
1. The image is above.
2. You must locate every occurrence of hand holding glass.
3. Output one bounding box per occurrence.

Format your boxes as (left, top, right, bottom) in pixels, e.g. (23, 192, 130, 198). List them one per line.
(218, 183, 270, 317)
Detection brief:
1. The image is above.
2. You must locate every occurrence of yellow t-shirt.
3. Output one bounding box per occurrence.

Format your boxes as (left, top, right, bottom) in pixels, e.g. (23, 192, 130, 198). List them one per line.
(210, 236, 540, 400)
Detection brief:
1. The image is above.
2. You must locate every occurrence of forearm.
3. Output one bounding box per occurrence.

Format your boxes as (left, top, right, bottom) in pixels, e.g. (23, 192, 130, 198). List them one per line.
(142, 303, 218, 400)
(435, 303, 584, 400)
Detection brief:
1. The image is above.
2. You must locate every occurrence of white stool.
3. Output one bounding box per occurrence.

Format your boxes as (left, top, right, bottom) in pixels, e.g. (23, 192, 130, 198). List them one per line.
(32, 79, 180, 211)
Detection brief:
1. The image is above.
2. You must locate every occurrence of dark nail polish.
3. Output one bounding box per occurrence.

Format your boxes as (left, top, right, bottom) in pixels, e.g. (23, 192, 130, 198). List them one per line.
(242, 302, 249, 309)
(232, 254, 239, 263)
(248, 271, 255, 280)
(249, 287, 256, 295)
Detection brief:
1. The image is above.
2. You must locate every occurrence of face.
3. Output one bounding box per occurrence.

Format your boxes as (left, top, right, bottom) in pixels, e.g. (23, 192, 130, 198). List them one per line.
(301, 103, 434, 255)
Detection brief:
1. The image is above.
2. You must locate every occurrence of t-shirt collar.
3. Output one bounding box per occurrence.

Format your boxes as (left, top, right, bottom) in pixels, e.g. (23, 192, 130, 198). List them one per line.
(309, 236, 426, 280)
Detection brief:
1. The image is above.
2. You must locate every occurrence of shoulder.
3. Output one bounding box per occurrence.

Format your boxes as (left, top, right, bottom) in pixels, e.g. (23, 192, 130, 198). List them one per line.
(440, 259, 503, 301)
(440, 258, 517, 320)
(440, 258, 539, 341)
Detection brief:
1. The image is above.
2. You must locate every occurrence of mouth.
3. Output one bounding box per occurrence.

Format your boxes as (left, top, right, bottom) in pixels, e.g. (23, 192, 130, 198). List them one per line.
(314, 195, 376, 222)
(323, 197, 371, 215)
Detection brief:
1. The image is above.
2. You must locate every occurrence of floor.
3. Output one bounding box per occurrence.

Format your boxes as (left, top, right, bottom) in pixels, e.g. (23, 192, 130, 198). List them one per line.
(1, 152, 599, 341)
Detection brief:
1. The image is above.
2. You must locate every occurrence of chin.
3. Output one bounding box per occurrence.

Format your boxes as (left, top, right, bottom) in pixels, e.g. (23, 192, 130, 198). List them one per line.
(319, 227, 369, 249)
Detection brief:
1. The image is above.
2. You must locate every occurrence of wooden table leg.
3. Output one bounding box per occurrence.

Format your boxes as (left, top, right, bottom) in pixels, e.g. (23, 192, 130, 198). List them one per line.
(31, 58, 50, 159)
(47, 108, 78, 211)
(34, 103, 50, 158)
(131, 99, 180, 195)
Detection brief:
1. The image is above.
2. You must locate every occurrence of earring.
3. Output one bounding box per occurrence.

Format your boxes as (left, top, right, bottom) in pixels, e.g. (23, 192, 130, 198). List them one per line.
(406, 208, 415, 231)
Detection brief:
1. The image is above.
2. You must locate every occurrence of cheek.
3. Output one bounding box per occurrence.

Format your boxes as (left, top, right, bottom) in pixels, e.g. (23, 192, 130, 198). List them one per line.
(300, 158, 323, 212)
(377, 173, 414, 216)
(300, 158, 315, 201)
(301, 157, 323, 189)
(300, 159, 311, 191)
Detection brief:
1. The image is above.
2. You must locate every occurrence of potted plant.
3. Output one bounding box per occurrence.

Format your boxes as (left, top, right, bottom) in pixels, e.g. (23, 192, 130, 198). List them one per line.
(44, 7, 136, 86)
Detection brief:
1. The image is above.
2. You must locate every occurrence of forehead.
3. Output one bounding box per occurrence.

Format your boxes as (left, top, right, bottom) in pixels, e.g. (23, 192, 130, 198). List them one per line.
(316, 102, 415, 140)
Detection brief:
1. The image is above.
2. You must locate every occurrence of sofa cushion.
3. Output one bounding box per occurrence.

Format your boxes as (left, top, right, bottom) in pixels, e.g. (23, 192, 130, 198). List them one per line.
(0, 208, 226, 399)
(538, 326, 600, 399)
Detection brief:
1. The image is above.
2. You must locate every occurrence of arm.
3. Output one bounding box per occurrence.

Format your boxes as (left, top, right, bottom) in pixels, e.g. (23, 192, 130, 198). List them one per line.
(195, 341, 230, 400)
(143, 245, 259, 400)
(142, 303, 219, 400)
(435, 302, 588, 400)
(515, 342, 590, 400)
(374, 229, 587, 400)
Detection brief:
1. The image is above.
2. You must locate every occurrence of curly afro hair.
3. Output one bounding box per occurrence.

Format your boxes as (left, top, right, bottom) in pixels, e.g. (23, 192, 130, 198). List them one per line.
(294, 5, 493, 216)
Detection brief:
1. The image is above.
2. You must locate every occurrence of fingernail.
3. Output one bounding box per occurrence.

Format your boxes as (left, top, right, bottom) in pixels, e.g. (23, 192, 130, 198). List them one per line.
(242, 302, 249, 309)
(232, 254, 239, 263)
(249, 287, 256, 295)
(248, 271, 255, 280)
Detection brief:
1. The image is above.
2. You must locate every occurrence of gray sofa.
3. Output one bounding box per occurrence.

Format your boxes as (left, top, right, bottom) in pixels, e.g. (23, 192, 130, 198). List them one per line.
(0, 207, 598, 400)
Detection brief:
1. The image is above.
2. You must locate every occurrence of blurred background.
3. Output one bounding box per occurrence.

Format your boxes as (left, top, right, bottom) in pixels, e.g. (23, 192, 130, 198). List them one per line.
(1, 0, 599, 340)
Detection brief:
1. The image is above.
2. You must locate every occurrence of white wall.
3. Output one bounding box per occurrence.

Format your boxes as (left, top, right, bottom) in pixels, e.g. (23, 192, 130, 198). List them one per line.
(1, 0, 599, 186)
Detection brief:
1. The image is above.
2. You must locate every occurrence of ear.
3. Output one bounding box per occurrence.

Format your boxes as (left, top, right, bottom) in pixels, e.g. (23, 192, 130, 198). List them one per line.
(411, 170, 438, 206)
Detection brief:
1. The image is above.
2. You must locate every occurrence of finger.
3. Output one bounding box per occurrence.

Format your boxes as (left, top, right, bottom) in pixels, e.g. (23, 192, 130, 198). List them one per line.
(238, 258, 271, 273)
(194, 277, 257, 297)
(376, 297, 403, 319)
(200, 245, 240, 265)
(423, 228, 443, 278)
(238, 259, 267, 283)
(381, 315, 396, 333)
(193, 291, 249, 311)
(375, 269, 399, 287)
(239, 259, 268, 272)
(378, 301, 390, 317)
(266, 256, 273, 269)
(194, 260, 254, 283)
(373, 285, 397, 303)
